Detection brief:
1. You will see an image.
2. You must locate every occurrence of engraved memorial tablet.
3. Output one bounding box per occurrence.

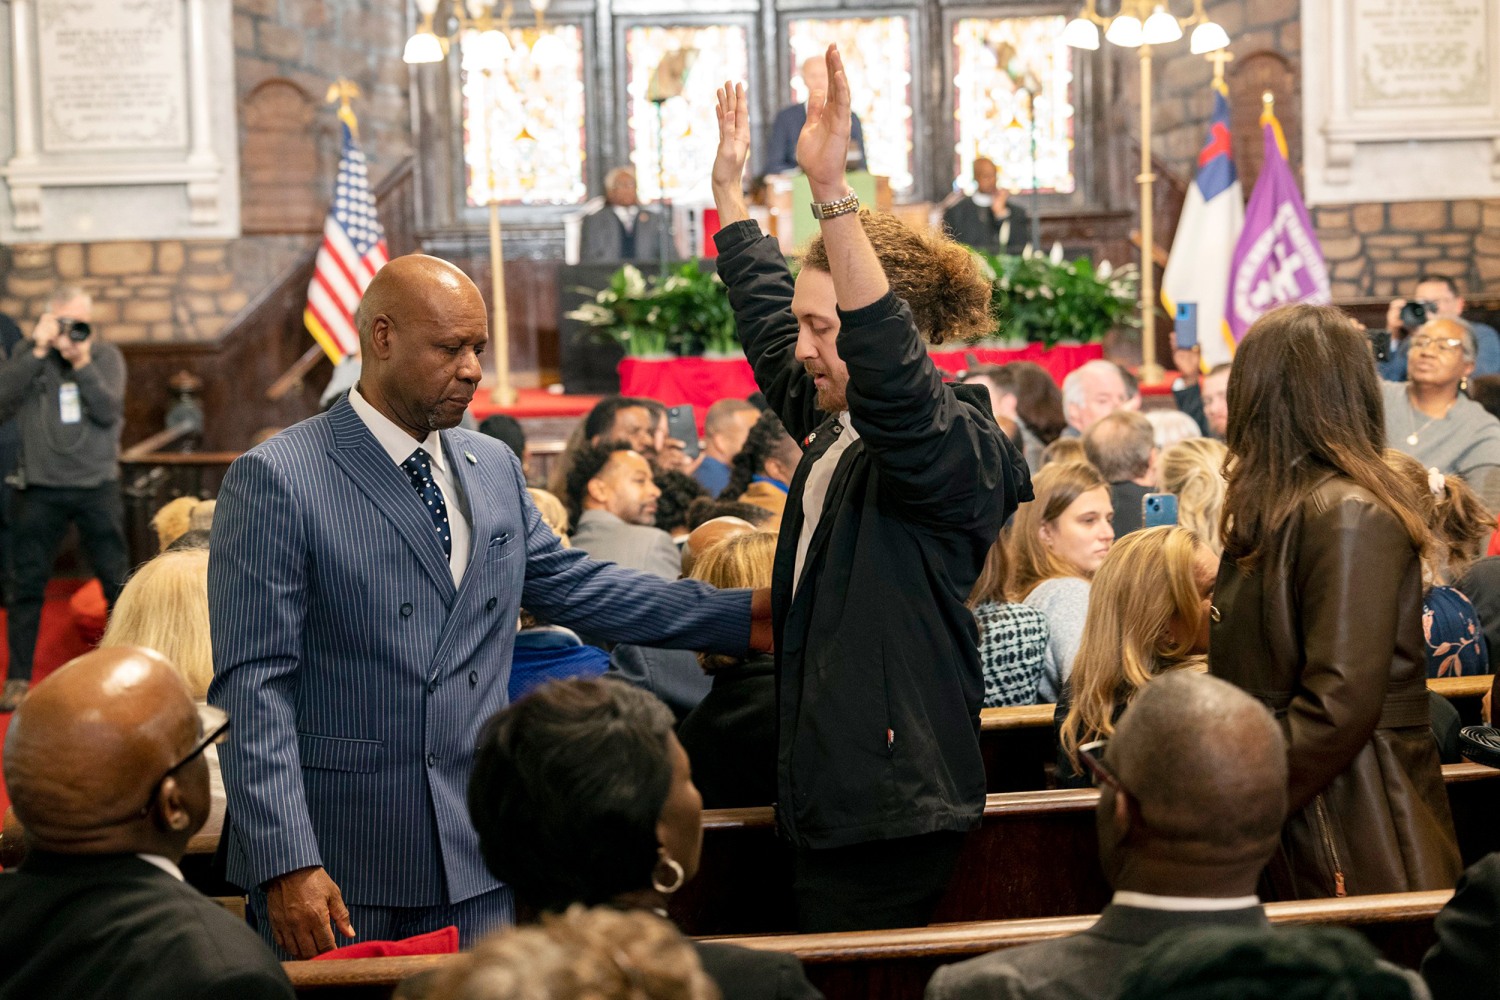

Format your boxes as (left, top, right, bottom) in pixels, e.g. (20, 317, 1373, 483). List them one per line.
(38, 0, 189, 152)
(1353, 0, 1488, 111)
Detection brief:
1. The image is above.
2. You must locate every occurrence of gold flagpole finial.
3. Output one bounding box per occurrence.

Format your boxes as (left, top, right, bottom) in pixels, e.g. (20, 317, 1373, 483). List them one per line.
(1206, 49, 1234, 84)
(1261, 90, 1275, 114)
(325, 79, 362, 136)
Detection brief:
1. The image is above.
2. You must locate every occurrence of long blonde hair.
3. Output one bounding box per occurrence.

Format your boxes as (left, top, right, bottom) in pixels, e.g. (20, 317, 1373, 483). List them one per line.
(691, 532, 777, 672)
(1159, 438, 1229, 556)
(1058, 527, 1210, 769)
(1007, 461, 1109, 599)
(100, 549, 213, 700)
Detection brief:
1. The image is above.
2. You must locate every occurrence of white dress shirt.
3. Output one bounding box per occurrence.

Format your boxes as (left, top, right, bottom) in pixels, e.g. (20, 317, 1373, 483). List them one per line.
(349, 385, 473, 584)
(1111, 890, 1261, 912)
(135, 854, 185, 881)
(792, 413, 861, 596)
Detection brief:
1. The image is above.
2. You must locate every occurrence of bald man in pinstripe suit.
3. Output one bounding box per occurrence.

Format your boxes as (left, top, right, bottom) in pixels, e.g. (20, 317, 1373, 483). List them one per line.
(208, 255, 767, 959)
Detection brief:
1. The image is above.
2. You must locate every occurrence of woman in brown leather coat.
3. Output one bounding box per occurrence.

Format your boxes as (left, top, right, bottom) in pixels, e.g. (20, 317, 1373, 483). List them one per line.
(1211, 304, 1461, 900)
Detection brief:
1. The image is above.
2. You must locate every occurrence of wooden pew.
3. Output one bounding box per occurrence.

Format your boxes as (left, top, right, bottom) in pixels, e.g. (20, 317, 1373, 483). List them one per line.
(978, 675, 1494, 793)
(283, 889, 1454, 1000)
(669, 763, 1497, 937)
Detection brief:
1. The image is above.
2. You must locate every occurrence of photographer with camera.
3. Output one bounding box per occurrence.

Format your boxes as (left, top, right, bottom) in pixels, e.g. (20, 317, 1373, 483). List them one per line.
(0, 286, 128, 712)
(1379, 275, 1500, 382)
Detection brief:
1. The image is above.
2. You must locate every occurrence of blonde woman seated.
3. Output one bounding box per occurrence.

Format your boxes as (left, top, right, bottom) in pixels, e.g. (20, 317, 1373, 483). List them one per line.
(1056, 526, 1216, 786)
(676, 531, 779, 808)
(1008, 461, 1114, 702)
(1159, 438, 1229, 556)
(97, 548, 224, 836)
(968, 536, 1050, 707)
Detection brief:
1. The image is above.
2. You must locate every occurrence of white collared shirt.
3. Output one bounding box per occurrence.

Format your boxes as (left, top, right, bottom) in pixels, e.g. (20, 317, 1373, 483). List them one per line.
(792, 412, 861, 597)
(136, 854, 184, 882)
(1111, 890, 1261, 912)
(349, 385, 472, 584)
(613, 206, 637, 232)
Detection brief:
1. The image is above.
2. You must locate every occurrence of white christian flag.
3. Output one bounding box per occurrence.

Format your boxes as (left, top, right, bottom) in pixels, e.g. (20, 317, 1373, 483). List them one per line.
(1161, 80, 1244, 369)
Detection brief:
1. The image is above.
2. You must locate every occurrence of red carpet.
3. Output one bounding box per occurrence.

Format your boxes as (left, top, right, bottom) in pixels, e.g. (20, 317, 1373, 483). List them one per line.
(0, 578, 99, 819)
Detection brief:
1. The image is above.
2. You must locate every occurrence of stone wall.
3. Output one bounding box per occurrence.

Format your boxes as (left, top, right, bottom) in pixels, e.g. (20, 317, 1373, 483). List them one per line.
(0, 0, 412, 343)
(1138, 0, 1500, 303)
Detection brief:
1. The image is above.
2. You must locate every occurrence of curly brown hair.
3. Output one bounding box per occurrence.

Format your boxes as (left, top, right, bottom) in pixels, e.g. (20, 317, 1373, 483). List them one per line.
(802, 211, 993, 344)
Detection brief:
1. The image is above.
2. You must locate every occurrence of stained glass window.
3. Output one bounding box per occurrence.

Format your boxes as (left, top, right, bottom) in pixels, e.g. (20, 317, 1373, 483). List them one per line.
(462, 25, 587, 206)
(625, 24, 750, 203)
(786, 17, 914, 194)
(952, 17, 1076, 195)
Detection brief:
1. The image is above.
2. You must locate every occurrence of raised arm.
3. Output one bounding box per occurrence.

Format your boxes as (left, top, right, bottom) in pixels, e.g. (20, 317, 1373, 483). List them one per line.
(711, 82, 822, 442)
(797, 45, 887, 314)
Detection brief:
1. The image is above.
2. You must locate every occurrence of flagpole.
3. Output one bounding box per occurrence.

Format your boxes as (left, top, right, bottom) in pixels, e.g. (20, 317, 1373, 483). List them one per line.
(483, 65, 518, 407)
(1137, 44, 1163, 386)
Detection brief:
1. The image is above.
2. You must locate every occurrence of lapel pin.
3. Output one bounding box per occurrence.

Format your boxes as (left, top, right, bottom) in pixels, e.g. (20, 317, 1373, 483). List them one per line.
(465, 451, 477, 465)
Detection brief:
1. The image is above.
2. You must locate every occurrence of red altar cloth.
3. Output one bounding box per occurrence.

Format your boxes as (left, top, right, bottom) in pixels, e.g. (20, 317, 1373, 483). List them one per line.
(926, 342, 1105, 383)
(618, 357, 762, 433)
(619, 343, 1108, 433)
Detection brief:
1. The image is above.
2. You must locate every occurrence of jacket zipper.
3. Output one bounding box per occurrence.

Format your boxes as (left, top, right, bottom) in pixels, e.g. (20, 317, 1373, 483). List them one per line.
(1312, 794, 1347, 897)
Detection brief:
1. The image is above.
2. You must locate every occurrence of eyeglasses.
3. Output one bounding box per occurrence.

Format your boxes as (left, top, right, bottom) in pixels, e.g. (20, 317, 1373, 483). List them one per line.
(138, 704, 230, 818)
(1409, 335, 1466, 355)
(1077, 739, 1126, 793)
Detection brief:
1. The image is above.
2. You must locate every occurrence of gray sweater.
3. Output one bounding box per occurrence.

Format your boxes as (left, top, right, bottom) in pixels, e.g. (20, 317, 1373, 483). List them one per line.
(0, 342, 126, 487)
(1023, 576, 1092, 704)
(1382, 380, 1500, 510)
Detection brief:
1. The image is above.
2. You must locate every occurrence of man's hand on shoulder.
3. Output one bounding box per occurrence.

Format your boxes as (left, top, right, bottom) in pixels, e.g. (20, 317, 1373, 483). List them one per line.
(265, 866, 356, 959)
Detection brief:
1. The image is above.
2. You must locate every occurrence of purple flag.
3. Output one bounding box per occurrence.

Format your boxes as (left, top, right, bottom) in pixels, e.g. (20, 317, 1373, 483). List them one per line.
(1225, 108, 1330, 340)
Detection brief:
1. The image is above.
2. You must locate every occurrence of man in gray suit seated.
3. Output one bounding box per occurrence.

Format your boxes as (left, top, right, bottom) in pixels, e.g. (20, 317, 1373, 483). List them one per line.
(566, 440, 680, 579)
(926, 671, 1288, 1000)
(579, 167, 670, 264)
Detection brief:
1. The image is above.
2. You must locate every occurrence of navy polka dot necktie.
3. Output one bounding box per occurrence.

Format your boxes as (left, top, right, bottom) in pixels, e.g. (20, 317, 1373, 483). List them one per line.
(401, 448, 451, 559)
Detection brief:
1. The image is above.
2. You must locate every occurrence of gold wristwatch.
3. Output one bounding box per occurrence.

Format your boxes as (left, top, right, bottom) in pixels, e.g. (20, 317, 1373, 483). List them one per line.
(809, 190, 860, 220)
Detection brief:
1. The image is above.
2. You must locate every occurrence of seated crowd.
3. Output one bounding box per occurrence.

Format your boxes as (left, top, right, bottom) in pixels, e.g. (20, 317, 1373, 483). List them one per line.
(5, 46, 1500, 995)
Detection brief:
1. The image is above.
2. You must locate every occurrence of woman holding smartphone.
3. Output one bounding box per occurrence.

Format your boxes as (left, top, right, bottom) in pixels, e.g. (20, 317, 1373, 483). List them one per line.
(1211, 304, 1460, 900)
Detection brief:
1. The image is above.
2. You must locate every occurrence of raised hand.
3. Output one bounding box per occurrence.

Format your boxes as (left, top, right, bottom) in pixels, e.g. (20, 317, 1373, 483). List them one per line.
(712, 81, 751, 225)
(796, 45, 852, 201)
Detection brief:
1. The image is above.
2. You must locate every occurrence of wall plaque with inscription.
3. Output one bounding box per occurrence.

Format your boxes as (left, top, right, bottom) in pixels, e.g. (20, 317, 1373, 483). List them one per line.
(1353, 0, 1489, 111)
(0, 0, 240, 240)
(38, 0, 189, 152)
(1303, 0, 1500, 205)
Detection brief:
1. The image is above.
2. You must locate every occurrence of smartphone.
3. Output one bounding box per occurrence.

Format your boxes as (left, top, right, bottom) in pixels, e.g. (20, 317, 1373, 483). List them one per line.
(1174, 303, 1198, 350)
(1143, 493, 1179, 529)
(1368, 329, 1393, 364)
(666, 404, 699, 459)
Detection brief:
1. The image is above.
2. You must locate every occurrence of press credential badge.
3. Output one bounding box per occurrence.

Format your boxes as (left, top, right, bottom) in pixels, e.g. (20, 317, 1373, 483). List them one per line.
(59, 383, 81, 425)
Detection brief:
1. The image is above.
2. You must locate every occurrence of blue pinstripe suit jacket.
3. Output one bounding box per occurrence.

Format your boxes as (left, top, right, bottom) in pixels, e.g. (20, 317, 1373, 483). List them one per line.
(207, 397, 751, 908)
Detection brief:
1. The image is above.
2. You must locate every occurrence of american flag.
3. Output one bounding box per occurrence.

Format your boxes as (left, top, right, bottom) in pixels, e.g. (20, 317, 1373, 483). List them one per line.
(304, 113, 388, 364)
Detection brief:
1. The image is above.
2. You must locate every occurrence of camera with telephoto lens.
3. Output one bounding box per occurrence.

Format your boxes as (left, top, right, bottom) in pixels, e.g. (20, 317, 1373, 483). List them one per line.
(1400, 300, 1437, 329)
(56, 318, 91, 342)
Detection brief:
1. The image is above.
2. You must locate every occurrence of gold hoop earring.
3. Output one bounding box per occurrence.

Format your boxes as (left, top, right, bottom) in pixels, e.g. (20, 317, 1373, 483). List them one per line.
(652, 854, 686, 895)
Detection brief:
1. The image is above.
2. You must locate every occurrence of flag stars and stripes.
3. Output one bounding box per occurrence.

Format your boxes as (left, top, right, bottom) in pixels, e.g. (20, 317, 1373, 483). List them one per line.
(304, 116, 389, 364)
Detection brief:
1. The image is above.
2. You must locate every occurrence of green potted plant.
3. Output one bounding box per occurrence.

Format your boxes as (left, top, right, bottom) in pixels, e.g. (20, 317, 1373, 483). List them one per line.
(566, 261, 741, 359)
(972, 245, 1139, 348)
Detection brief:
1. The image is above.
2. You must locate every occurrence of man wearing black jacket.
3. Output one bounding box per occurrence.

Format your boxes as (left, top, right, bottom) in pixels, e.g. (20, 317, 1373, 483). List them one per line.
(711, 50, 1030, 932)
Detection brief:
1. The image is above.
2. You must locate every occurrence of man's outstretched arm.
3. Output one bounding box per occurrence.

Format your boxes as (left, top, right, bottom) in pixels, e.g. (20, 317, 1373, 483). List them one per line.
(795, 45, 887, 314)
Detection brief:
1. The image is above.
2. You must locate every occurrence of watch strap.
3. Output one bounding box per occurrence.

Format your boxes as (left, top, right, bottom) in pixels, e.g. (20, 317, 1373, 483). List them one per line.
(810, 190, 860, 220)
